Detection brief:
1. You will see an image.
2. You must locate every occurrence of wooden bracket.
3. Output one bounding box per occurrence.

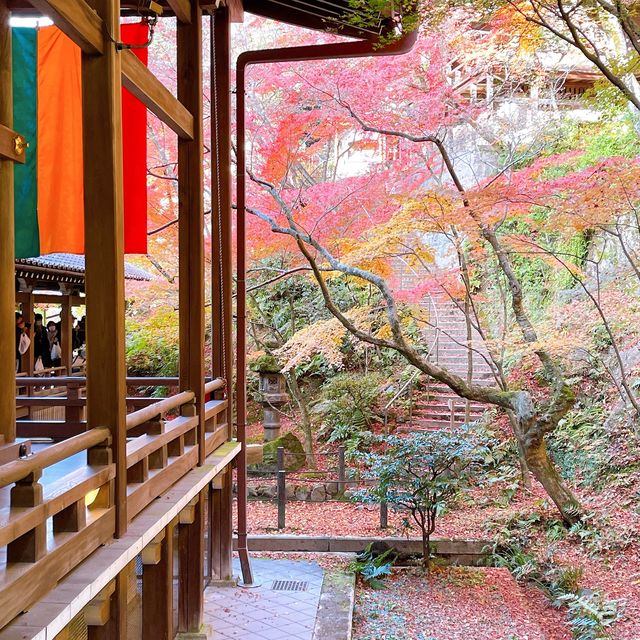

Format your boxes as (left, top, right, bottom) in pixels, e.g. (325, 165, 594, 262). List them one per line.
(141, 530, 165, 565)
(0, 125, 27, 164)
(179, 495, 199, 525)
(85, 580, 116, 626)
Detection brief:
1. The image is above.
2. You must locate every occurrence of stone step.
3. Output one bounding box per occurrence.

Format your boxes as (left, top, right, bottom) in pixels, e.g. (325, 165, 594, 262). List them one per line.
(413, 405, 486, 415)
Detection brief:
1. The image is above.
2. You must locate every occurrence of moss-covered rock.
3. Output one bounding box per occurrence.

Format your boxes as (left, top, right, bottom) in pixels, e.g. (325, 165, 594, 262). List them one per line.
(249, 353, 281, 374)
(248, 431, 305, 473)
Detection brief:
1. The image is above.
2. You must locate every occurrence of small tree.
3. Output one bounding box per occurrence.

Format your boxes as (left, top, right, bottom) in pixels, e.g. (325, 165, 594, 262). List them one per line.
(359, 427, 486, 571)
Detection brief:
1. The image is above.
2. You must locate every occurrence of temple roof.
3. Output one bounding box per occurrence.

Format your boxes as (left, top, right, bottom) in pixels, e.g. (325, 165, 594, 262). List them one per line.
(15, 253, 152, 288)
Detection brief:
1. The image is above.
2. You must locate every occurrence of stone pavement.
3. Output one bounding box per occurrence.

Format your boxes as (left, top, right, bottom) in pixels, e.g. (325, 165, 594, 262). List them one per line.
(204, 558, 324, 640)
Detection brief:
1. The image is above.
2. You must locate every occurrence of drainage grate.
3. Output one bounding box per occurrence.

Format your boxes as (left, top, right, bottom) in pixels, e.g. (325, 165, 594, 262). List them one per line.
(271, 580, 308, 592)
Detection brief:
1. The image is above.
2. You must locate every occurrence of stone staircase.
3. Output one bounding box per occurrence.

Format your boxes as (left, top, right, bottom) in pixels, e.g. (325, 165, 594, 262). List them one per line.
(402, 294, 494, 432)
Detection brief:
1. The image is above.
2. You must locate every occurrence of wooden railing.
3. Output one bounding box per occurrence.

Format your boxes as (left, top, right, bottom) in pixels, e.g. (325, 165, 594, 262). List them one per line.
(0, 375, 229, 629)
(14, 376, 225, 440)
(0, 426, 115, 628)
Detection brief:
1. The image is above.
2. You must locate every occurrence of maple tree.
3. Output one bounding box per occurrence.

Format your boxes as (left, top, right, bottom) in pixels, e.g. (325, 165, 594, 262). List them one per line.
(239, 8, 640, 525)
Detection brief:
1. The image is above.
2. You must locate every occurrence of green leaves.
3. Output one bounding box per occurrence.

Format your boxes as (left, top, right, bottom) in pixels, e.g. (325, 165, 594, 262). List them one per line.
(349, 543, 397, 589)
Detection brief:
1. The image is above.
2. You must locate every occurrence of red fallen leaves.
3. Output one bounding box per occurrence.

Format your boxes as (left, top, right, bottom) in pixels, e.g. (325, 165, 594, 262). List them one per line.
(353, 567, 564, 640)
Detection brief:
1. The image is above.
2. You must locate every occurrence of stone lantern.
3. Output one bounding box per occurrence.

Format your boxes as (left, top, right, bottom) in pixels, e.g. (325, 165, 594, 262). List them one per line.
(250, 354, 289, 442)
(259, 371, 288, 441)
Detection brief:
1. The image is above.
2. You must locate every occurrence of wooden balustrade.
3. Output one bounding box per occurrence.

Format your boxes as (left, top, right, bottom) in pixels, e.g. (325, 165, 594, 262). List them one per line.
(14, 377, 226, 440)
(0, 426, 115, 629)
(0, 375, 230, 627)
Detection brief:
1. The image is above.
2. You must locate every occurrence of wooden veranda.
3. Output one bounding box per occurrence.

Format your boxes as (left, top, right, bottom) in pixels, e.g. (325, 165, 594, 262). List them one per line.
(0, 0, 238, 635)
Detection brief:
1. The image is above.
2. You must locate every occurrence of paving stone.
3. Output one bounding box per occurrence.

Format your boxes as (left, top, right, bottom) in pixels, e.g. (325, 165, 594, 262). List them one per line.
(204, 559, 322, 640)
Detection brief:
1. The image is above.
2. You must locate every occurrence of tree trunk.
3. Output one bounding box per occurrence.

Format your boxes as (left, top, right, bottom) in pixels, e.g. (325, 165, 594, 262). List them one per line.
(507, 410, 532, 490)
(421, 529, 430, 574)
(286, 372, 316, 468)
(520, 433, 581, 524)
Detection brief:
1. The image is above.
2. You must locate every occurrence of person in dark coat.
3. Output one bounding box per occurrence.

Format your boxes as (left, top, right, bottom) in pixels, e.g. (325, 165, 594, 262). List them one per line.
(43, 320, 62, 369)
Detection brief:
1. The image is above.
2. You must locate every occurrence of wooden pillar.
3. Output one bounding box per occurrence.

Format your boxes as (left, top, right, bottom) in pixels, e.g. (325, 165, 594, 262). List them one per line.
(178, 488, 205, 632)
(210, 467, 232, 581)
(24, 292, 34, 375)
(211, 6, 233, 404)
(61, 294, 74, 374)
(142, 524, 174, 640)
(81, 0, 127, 536)
(0, 0, 16, 443)
(178, 1, 205, 464)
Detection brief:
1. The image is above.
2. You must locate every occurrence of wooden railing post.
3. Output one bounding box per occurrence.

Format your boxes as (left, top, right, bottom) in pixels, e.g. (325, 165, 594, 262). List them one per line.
(0, 0, 16, 444)
(7, 471, 46, 562)
(82, 0, 128, 539)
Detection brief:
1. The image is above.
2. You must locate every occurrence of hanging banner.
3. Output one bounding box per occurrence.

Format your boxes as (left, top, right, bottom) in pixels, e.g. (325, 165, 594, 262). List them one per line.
(12, 23, 149, 258)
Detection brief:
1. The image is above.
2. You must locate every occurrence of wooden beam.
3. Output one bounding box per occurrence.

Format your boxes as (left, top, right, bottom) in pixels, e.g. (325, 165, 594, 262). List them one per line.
(178, 488, 205, 632)
(178, 2, 205, 465)
(32, 293, 85, 306)
(28, 0, 104, 55)
(0, 0, 16, 444)
(166, 0, 191, 24)
(82, 0, 127, 536)
(225, 0, 243, 22)
(0, 124, 26, 163)
(121, 50, 194, 141)
(211, 5, 233, 412)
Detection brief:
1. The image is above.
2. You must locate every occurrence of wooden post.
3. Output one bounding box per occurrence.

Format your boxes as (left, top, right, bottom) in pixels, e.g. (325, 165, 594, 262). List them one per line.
(209, 467, 232, 581)
(142, 523, 174, 640)
(178, 488, 205, 632)
(81, 0, 127, 535)
(178, 0, 205, 465)
(61, 294, 74, 374)
(24, 292, 35, 375)
(210, 6, 233, 404)
(7, 471, 46, 562)
(380, 500, 388, 529)
(0, 0, 16, 443)
(277, 452, 286, 531)
(338, 445, 346, 494)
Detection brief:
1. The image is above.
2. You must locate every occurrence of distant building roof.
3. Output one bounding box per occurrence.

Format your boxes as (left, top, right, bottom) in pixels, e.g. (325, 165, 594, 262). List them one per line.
(16, 253, 152, 283)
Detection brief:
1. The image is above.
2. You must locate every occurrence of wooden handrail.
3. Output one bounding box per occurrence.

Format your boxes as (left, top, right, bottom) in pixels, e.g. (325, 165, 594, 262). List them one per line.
(204, 378, 225, 394)
(15, 376, 220, 387)
(126, 377, 179, 385)
(0, 427, 110, 487)
(126, 390, 195, 430)
(14, 376, 83, 387)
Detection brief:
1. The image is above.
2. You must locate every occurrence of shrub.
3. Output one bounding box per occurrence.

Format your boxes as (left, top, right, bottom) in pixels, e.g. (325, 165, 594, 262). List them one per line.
(316, 373, 387, 445)
(126, 307, 179, 378)
(357, 426, 487, 570)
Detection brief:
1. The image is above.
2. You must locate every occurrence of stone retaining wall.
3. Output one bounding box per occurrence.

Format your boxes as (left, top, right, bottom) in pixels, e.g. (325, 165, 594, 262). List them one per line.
(234, 535, 492, 566)
(247, 481, 355, 502)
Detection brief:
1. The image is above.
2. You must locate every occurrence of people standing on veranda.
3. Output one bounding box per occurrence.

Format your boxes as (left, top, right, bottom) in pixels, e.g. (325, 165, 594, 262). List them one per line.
(43, 320, 62, 369)
(15, 313, 31, 373)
